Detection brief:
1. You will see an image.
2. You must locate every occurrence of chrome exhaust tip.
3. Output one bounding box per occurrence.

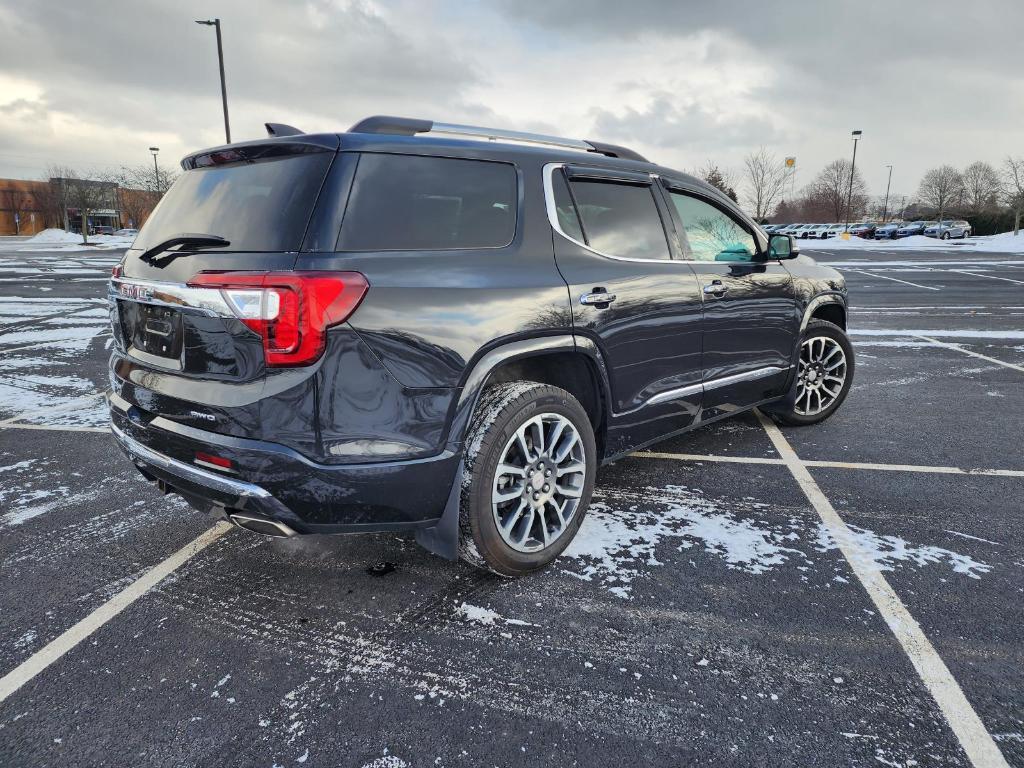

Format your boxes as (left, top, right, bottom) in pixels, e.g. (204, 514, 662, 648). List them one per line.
(228, 513, 298, 538)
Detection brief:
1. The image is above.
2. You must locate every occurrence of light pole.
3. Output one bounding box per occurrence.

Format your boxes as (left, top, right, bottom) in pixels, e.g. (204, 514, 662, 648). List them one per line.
(195, 18, 231, 144)
(881, 164, 893, 223)
(149, 147, 160, 195)
(844, 130, 862, 233)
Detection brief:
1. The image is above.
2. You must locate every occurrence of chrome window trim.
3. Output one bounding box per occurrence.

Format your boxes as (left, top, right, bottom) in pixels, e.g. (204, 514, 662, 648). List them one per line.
(542, 162, 693, 265)
(642, 365, 790, 408)
(108, 276, 235, 318)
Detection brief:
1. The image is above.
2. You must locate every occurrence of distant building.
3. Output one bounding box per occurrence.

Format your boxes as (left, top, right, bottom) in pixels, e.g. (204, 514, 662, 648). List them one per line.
(0, 177, 161, 236)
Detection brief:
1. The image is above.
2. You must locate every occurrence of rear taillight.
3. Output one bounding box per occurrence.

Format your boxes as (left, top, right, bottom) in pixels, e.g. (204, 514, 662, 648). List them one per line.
(187, 271, 368, 366)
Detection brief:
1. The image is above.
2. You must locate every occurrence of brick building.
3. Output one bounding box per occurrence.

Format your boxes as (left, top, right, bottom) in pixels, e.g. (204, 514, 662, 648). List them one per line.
(0, 177, 161, 236)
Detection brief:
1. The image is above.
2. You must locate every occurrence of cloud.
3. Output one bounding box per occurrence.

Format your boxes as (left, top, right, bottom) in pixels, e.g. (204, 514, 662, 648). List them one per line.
(0, 0, 1019, 205)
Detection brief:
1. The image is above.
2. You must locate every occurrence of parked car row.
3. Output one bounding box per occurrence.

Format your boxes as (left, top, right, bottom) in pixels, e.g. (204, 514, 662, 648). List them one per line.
(762, 219, 972, 240)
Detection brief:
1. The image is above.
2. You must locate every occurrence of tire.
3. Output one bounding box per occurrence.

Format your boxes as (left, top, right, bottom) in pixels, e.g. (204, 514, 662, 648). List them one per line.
(459, 381, 597, 577)
(766, 319, 855, 427)
(942, 231, 950, 240)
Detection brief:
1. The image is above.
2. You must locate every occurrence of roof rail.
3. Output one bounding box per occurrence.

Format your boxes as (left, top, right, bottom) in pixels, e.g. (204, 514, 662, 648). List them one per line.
(347, 115, 648, 163)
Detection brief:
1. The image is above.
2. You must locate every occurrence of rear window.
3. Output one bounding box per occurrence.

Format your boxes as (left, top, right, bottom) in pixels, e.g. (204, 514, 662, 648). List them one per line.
(133, 152, 333, 253)
(337, 154, 517, 251)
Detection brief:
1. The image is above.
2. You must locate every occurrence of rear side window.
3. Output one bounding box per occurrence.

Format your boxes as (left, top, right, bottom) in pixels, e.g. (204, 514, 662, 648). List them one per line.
(337, 154, 517, 251)
(567, 180, 670, 260)
(133, 152, 333, 253)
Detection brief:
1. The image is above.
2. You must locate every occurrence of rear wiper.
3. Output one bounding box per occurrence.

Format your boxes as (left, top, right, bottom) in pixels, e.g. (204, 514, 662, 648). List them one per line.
(139, 233, 230, 265)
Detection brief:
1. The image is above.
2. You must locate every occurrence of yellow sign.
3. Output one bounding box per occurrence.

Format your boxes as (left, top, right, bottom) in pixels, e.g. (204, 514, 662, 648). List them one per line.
(785, 157, 796, 168)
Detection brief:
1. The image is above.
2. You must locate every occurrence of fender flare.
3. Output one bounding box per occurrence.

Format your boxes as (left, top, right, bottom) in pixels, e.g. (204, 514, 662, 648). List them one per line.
(801, 292, 847, 332)
(443, 333, 613, 453)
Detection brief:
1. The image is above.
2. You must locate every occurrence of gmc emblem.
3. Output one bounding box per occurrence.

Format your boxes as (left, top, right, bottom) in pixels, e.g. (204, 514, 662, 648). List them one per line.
(119, 283, 154, 301)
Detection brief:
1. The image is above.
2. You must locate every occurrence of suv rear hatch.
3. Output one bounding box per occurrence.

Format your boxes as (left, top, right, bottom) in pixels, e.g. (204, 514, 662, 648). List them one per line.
(111, 136, 341, 443)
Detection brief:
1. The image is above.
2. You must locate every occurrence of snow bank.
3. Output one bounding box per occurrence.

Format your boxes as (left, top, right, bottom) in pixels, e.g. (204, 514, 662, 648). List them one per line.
(24, 228, 83, 244)
(18, 229, 135, 251)
(969, 231, 1024, 253)
(804, 231, 1024, 253)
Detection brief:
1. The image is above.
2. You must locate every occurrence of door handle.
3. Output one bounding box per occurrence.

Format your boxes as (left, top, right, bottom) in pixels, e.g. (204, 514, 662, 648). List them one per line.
(703, 280, 728, 297)
(580, 290, 617, 307)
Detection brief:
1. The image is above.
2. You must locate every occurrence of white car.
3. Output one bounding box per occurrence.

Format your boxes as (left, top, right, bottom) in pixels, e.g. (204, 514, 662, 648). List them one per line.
(824, 223, 849, 238)
(805, 224, 832, 239)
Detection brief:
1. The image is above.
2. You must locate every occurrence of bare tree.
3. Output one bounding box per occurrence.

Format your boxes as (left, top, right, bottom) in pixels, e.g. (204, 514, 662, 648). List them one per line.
(742, 148, 788, 220)
(917, 165, 964, 222)
(961, 161, 1001, 214)
(63, 171, 118, 245)
(1003, 157, 1024, 235)
(104, 164, 172, 228)
(41, 164, 77, 230)
(806, 159, 869, 221)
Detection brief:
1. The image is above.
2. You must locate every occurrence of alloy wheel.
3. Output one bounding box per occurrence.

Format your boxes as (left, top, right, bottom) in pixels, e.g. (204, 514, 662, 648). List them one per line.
(795, 336, 848, 416)
(491, 412, 587, 553)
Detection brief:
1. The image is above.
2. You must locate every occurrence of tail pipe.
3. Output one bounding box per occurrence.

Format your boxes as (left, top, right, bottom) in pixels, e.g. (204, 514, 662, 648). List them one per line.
(228, 513, 297, 538)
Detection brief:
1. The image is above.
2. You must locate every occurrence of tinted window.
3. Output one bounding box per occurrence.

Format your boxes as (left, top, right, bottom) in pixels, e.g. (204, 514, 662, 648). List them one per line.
(669, 192, 757, 262)
(568, 180, 669, 260)
(133, 152, 333, 253)
(337, 154, 517, 250)
(551, 171, 584, 241)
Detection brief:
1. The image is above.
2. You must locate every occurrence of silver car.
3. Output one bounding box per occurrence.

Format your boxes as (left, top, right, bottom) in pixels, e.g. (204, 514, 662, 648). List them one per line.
(924, 220, 971, 239)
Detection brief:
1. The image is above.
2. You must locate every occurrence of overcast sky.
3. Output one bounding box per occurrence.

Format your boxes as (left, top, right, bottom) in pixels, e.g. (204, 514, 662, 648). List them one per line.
(1, 0, 1021, 209)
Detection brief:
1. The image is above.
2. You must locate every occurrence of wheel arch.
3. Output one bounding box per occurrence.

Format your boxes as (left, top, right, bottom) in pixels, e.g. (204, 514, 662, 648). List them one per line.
(445, 335, 612, 458)
(802, 293, 847, 332)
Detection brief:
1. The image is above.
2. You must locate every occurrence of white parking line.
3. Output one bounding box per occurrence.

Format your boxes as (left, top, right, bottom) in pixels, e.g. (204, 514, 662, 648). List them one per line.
(842, 268, 941, 291)
(632, 451, 1024, 478)
(0, 522, 232, 705)
(914, 335, 1024, 374)
(754, 410, 1010, 768)
(942, 269, 1024, 286)
(0, 422, 108, 433)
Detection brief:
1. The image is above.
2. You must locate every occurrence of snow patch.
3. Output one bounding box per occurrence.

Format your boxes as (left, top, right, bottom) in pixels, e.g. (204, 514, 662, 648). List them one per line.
(455, 602, 535, 627)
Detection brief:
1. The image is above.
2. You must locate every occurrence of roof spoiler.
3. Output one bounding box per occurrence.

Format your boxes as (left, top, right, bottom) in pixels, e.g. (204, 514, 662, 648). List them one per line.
(265, 122, 304, 137)
(347, 115, 648, 163)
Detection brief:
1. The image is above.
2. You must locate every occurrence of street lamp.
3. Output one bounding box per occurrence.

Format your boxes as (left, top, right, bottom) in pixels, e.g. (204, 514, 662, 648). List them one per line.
(882, 164, 893, 223)
(149, 147, 160, 194)
(843, 130, 863, 233)
(195, 18, 231, 144)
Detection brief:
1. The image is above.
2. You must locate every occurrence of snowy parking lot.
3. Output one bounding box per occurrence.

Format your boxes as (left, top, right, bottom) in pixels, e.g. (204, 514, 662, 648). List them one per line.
(0, 243, 1022, 767)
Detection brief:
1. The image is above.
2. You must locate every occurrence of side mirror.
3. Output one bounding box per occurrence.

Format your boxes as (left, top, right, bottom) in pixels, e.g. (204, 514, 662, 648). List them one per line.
(768, 233, 799, 260)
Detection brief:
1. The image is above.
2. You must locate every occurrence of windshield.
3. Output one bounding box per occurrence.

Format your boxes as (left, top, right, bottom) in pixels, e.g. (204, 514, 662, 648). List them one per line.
(133, 152, 334, 253)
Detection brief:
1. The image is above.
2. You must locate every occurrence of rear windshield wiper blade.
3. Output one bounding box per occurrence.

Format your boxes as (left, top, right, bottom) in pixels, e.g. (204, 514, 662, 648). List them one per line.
(139, 233, 230, 265)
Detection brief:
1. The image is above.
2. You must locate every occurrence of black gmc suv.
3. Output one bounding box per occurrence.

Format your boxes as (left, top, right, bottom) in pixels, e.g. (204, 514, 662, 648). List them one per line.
(109, 116, 852, 577)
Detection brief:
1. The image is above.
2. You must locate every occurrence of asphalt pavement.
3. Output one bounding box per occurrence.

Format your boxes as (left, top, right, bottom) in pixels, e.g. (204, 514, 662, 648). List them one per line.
(0, 241, 1022, 767)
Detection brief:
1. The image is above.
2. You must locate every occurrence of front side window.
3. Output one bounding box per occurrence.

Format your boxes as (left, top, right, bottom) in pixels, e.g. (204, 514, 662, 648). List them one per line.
(337, 154, 517, 251)
(669, 192, 758, 262)
(567, 179, 670, 260)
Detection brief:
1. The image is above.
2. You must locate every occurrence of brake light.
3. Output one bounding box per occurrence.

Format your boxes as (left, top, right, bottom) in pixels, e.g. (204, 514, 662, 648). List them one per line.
(187, 271, 368, 366)
(111, 263, 123, 278)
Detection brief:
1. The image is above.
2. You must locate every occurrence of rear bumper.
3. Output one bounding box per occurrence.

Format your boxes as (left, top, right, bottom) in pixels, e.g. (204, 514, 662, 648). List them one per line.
(110, 392, 459, 535)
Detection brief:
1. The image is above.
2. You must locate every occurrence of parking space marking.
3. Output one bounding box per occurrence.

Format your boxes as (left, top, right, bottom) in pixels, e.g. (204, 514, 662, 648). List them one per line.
(842, 268, 941, 290)
(755, 410, 1011, 768)
(914, 335, 1024, 374)
(0, 522, 232, 705)
(0, 422, 108, 433)
(633, 451, 1024, 478)
(635, 451, 782, 466)
(801, 459, 1024, 478)
(938, 269, 1024, 286)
